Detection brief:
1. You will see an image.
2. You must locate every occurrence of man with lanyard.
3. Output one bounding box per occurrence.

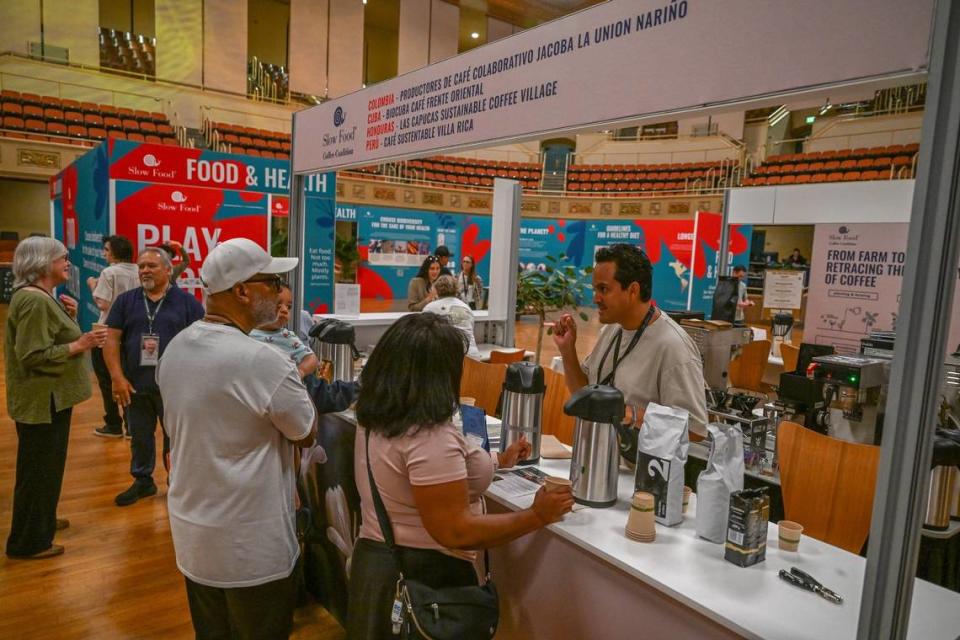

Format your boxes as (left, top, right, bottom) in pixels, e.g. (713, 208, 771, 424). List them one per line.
(104, 246, 204, 506)
(553, 243, 708, 442)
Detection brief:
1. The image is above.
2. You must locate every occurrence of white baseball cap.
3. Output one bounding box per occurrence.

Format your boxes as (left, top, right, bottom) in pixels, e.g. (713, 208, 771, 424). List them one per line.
(200, 237, 299, 294)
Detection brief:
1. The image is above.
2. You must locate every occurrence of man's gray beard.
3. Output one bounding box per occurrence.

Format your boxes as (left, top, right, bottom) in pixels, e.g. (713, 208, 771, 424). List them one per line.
(251, 295, 279, 326)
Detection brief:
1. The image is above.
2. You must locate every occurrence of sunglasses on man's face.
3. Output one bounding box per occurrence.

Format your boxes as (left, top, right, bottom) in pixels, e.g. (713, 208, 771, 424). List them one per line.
(244, 274, 284, 291)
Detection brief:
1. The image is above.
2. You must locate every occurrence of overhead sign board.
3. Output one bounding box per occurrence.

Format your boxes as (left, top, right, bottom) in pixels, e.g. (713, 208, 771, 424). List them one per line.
(293, 0, 932, 173)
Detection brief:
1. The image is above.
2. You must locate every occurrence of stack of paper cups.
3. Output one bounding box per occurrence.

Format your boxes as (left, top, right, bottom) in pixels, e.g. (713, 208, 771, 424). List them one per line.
(626, 491, 656, 542)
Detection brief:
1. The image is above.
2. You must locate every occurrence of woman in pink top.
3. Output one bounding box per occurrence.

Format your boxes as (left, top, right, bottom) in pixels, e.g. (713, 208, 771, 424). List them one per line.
(347, 313, 574, 639)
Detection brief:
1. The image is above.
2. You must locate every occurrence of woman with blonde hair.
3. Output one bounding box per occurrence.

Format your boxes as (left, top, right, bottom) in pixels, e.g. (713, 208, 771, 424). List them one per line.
(5, 237, 106, 559)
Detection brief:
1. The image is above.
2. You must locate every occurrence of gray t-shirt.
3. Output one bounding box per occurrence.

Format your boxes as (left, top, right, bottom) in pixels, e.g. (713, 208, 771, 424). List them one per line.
(92, 262, 140, 323)
(423, 296, 481, 358)
(157, 321, 316, 588)
(735, 280, 748, 323)
(582, 313, 709, 437)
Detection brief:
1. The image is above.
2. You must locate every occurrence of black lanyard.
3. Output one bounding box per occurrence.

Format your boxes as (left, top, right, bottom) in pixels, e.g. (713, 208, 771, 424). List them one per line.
(142, 288, 168, 334)
(595, 305, 657, 386)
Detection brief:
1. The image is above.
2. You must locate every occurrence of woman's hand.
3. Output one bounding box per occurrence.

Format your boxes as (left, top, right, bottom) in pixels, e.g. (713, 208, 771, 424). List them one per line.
(71, 330, 106, 354)
(498, 437, 532, 468)
(59, 294, 78, 319)
(531, 486, 575, 525)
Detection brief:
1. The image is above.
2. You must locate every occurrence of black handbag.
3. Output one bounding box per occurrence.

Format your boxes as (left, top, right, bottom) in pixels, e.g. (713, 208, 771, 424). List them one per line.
(364, 429, 499, 640)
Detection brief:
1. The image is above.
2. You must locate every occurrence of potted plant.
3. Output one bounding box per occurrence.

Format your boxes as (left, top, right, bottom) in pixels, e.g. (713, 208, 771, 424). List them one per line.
(335, 232, 359, 283)
(516, 253, 593, 364)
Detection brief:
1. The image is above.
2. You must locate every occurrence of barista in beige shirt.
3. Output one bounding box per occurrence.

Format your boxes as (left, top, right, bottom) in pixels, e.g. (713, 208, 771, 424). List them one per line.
(553, 243, 708, 439)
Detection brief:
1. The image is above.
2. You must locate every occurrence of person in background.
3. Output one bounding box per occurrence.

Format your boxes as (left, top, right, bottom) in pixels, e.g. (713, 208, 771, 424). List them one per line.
(158, 238, 316, 639)
(5, 237, 106, 559)
(160, 240, 191, 281)
(553, 244, 708, 439)
(434, 245, 453, 276)
(732, 264, 754, 326)
(457, 254, 484, 310)
(424, 275, 481, 359)
(104, 247, 205, 506)
(407, 255, 442, 311)
(785, 248, 807, 267)
(347, 313, 573, 639)
(87, 235, 140, 439)
(251, 284, 319, 380)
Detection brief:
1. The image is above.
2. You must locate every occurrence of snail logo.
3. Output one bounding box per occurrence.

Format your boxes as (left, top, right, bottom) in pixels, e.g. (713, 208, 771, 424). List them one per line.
(274, 202, 283, 210)
(333, 106, 346, 128)
(143, 154, 161, 168)
(171, 191, 187, 203)
(839, 226, 849, 234)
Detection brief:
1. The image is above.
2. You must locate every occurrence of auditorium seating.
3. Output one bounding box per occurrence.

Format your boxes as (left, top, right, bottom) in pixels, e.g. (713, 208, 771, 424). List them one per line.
(0, 90, 176, 146)
(565, 159, 735, 195)
(741, 144, 919, 186)
(100, 28, 156, 77)
(209, 122, 291, 160)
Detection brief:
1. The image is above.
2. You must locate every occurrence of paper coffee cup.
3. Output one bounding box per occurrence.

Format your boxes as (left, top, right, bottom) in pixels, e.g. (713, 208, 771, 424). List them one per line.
(626, 491, 656, 542)
(92, 322, 108, 332)
(778, 520, 804, 552)
(544, 476, 572, 493)
(459, 396, 476, 407)
(682, 486, 692, 514)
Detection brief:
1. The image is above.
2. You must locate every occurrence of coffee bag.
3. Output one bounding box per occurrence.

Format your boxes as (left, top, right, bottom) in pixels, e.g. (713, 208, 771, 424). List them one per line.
(634, 403, 689, 526)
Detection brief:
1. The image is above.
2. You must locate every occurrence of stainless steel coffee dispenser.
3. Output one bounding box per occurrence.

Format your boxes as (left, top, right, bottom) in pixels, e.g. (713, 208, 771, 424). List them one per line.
(309, 319, 359, 383)
(565, 384, 625, 508)
(499, 362, 546, 465)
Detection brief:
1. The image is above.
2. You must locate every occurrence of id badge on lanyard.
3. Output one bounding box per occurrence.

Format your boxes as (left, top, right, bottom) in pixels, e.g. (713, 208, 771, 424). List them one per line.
(140, 333, 160, 366)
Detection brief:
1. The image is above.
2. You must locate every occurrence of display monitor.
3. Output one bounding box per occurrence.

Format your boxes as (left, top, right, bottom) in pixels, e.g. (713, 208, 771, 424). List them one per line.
(761, 251, 779, 265)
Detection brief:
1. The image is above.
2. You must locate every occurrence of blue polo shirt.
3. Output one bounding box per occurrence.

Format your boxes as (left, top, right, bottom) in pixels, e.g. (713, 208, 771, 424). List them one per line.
(106, 285, 205, 391)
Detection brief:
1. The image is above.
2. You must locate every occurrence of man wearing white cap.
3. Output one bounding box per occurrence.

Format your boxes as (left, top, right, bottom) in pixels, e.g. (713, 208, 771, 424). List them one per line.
(157, 238, 317, 638)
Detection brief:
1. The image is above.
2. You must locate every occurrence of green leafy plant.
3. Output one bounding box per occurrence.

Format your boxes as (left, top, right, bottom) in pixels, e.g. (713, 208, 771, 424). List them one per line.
(516, 253, 593, 364)
(335, 233, 359, 283)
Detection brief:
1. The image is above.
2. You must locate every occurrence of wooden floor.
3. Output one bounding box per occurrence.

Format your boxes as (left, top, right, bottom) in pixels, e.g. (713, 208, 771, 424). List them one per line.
(0, 305, 347, 640)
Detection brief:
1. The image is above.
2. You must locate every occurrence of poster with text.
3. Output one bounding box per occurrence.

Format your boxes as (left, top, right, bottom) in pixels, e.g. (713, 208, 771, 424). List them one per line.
(300, 173, 337, 314)
(113, 180, 270, 299)
(805, 223, 908, 354)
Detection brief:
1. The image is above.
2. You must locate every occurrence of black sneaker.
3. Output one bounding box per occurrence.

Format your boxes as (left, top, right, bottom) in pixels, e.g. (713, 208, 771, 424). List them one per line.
(115, 481, 158, 506)
(94, 425, 123, 439)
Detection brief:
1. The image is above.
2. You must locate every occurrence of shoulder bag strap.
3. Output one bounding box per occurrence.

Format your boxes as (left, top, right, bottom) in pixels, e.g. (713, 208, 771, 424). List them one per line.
(364, 428, 405, 570)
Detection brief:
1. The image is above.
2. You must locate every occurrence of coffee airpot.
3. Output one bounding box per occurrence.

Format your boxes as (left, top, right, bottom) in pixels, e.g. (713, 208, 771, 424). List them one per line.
(565, 384, 626, 507)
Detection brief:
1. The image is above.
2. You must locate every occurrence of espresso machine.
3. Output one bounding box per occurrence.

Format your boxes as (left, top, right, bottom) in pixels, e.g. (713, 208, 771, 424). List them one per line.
(499, 362, 546, 465)
(565, 385, 625, 508)
(309, 319, 360, 383)
(681, 321, 753, 390)
(808, 354, 890, 444)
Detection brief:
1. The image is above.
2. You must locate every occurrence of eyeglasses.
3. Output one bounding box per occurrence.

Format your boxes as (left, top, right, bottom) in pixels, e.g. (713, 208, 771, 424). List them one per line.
(244, 274, 284, 291)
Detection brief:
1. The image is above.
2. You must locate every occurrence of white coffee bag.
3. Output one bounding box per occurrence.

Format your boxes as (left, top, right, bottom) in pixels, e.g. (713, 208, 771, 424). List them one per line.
(695, 422, 745, 543)
(634, 403, 690, 526)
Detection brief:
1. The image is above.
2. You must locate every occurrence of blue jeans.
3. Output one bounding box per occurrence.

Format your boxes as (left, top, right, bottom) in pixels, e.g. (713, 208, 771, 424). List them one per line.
(126, 389, 167, 484)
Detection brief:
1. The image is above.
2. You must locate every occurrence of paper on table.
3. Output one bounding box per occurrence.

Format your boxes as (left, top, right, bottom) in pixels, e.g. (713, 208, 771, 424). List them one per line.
(541, 434, 573, 459)
(488, 468, 545, 499)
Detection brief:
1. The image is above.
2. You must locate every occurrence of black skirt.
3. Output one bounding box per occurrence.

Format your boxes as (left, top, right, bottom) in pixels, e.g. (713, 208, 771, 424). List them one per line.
(346, 537, 478, 640)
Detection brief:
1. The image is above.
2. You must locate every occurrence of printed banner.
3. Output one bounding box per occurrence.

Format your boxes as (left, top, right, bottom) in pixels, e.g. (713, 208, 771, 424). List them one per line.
(52, 144, 111, 330)
(294, 0, 931, 172)
(688, 211, 753, 317)
(113, 180, 270, 297)
(805, 223, 908, 354)
(301, 181, 339, 314)
(109, 139, 328, 195)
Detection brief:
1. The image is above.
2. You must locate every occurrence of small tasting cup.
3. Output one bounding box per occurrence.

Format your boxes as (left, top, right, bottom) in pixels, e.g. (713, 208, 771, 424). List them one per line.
(543, 476, 572, 493)
(459, 396, 477, 407)
(91, 322, 108, 332)
(682, 486, 692, 513)
(778, 520, 804, 552)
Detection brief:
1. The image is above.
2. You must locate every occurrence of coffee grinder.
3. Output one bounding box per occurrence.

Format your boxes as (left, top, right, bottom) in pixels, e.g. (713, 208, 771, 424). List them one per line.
(808, 354, 889, 445)
(681, 320, 753, 390)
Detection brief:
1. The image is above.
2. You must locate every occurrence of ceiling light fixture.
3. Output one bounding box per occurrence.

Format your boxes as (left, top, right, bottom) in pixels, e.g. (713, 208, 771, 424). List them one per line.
(471, 32, 480, 39)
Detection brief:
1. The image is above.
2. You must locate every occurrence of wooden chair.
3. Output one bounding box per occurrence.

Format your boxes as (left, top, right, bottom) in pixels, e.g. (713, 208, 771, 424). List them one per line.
(780, 342, 800, 374)
(728, 339, 771, 392)
(777, 421, 880, 554)
(488, 349, 525, 364)
(461, 357, 507, 417)
(542, 368, 576, 445)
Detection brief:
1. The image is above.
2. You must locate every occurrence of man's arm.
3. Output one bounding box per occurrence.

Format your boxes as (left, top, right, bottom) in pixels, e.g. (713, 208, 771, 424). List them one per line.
(552, 313, 588, 393)
(104, 328, 135, 406)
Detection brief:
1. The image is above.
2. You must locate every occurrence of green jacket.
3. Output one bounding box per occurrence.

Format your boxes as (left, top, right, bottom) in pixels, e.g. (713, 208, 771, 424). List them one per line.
(4, 288, 92, 424)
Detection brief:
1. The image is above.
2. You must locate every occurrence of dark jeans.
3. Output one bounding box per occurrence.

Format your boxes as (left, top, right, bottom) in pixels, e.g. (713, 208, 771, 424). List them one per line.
(6, 401, 72, 557)
(126, 388, 167, 484)
(91, 347, 123, 429)
(347, 538, 479, 640)
(185, 572, 297, 640)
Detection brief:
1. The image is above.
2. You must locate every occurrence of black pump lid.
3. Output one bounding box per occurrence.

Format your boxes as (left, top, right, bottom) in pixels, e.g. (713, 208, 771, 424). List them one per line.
(309, 318, 356, 345)
(563, 384, 625, 423)
(503, 361, 545, 394)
